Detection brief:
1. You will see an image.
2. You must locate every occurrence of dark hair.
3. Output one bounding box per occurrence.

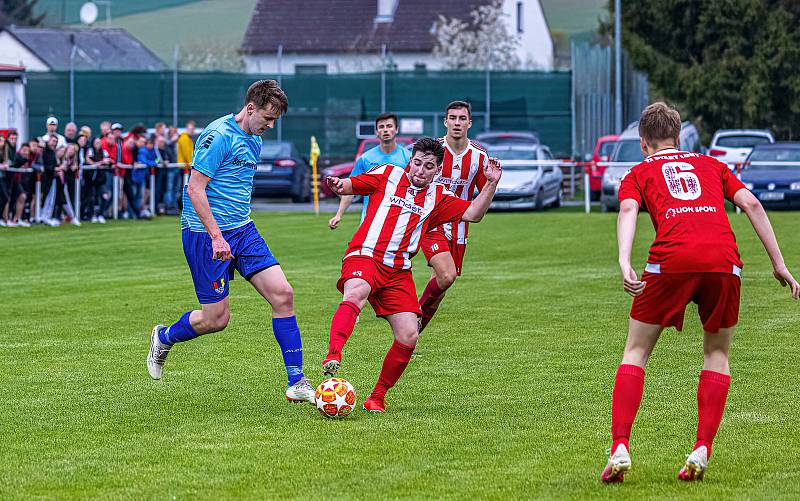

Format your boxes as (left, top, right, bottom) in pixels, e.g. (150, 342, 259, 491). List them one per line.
(445, 100, 472, 118)
(8, 131, 17, 137)
(639, 102, 681, 145)
(411, 137, 445, 165)
(375, 112, 398, 127)
(245, 79, 289, 116)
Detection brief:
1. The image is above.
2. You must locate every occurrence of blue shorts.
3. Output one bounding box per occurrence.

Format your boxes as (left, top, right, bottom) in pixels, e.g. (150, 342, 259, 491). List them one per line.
(182, 221, 279, 304)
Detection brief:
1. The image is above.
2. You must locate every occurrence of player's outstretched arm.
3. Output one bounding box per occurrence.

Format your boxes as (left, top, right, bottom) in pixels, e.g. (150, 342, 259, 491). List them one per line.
(462, 157, 502, 222)
(618, 198, 646, 297)
(186, 170, 232, 261)
(327, 176, 354, 197)
(329, 194, 354, 230)
(734, 188, 800, 299)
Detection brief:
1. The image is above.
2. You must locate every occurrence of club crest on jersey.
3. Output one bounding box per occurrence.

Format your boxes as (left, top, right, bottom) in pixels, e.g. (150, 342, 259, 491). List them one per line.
(213, 277, 226, 294)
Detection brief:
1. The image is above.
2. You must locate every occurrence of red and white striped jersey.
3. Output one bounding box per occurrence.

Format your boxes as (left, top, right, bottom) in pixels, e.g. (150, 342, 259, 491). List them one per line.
(433, 137, 488, 245)
(345, 164, 472, 270)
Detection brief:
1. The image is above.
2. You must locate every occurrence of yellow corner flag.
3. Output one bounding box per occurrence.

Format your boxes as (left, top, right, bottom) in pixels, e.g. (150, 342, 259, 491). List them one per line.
(310, 136, 321, 215)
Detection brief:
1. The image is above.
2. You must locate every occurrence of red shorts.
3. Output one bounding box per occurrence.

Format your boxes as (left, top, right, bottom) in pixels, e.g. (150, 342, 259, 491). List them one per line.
(630, 272, 741, 333)
(420, 228, 467, 276)
(338, 256, 421, 317)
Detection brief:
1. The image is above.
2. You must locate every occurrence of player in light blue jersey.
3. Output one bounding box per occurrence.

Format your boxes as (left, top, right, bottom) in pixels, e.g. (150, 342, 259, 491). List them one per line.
(328, 113, 411, 229)
(147, 80, 315, 404)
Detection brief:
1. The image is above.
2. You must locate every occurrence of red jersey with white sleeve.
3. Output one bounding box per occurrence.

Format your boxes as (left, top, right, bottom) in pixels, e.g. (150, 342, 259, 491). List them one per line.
(432, 137, 487, 245)
(345, 163, 472, 270)
(618, 148, 747, 275)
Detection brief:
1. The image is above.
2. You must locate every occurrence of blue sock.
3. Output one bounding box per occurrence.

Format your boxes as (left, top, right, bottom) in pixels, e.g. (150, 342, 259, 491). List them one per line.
(272, 316, 304, 386)
(159, 311, 200, 345)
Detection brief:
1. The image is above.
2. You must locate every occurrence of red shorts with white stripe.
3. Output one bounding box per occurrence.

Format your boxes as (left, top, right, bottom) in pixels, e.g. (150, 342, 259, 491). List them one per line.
(420, 228, 467, 276)
(338, 256, 421, 317)
(630, 272, 741, 333)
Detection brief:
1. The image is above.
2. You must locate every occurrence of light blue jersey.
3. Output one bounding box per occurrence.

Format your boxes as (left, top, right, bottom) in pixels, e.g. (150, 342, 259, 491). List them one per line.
(181, 114, 262, 232)
(351, 143, 411, 220)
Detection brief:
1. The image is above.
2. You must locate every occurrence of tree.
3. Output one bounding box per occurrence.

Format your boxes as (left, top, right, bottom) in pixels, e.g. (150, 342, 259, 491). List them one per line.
(433, 0, 521, 70)
(605, 0, 800, 138)
(0, 0, 45, 28)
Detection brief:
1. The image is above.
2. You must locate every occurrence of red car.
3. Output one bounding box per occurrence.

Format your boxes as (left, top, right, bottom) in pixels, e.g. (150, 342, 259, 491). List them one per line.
(320, 136, 414, 198)
(589, 135, 619, 199)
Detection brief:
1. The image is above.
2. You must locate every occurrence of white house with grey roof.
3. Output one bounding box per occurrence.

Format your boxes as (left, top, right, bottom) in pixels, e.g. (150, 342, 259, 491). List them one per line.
(0, 26, 167, 71)
(240, 0, 553, 74)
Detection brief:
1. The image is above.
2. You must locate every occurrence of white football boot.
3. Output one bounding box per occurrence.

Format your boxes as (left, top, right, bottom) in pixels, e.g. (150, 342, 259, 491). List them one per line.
(601, 443, 632, 483)
(285, 377, 316, 404)
(678, 445, 708, 481)
(146, 324, 171, 380)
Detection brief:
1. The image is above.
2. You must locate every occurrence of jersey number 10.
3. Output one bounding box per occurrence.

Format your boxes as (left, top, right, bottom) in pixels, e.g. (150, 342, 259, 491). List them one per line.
(662, 162, 702, 201)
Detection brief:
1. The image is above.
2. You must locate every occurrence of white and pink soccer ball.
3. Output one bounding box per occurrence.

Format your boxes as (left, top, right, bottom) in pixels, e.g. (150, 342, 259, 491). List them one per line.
(315, 378, 357, 419)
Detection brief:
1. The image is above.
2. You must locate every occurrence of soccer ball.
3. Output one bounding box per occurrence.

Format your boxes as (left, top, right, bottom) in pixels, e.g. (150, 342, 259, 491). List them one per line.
(315, 378, 357, 419)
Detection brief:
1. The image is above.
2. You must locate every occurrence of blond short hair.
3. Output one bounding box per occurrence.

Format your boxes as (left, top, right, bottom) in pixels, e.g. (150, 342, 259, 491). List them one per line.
(638, 102, 681, 145)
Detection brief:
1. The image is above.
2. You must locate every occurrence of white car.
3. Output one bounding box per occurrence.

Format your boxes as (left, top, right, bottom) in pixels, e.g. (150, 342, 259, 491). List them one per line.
(487, 144, 564, 210)
(708, 129, 774, 169)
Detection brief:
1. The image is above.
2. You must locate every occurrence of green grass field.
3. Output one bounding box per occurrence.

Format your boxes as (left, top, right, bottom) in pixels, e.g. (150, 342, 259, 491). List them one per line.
(2, 211, 799, 499)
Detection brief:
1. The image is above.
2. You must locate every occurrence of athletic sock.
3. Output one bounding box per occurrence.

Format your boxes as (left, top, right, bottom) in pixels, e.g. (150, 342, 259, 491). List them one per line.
(272, 316, 305, 386)
(611, 363, 645, 453)
(694, 370, 731, 459)
(370, 340, 415, 400)
(418, 278, 445, 332)
(327, 301, 361, 360)
(159, 311, 199, 345)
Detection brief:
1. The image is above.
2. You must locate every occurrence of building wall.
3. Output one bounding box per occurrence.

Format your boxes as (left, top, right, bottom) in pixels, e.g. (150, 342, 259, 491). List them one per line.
(0, 32, 49, 71)
(244, 52, 445, 75)
(502, 0, 553, 70)
(0, 78, 28, 142)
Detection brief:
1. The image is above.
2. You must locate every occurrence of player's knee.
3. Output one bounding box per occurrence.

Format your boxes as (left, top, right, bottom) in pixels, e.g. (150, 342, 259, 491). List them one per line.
(437, 269, 457, 289)
(208, 308, 230, 332)
(396, 328, 418, 346)
(270, 283, 294, 311)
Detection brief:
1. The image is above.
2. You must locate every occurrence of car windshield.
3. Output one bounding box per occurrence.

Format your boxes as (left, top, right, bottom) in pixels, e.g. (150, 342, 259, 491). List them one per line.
(599, 141, 616, 157)
(611, 139, 644, 162)
(261, 142, 291, 158)
(717, 135, 772, 148)
(747, 148, 800, 169)
(488, 146, 538, 167)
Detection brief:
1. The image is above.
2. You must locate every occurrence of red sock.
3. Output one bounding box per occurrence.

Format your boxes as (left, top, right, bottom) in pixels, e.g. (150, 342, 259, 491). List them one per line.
(419, 278, 445, 332)
(370, 340, 415, 400)
(611, 364, 645, 452)
(695, 370, 731, 458)
(327, 301, 361, 360)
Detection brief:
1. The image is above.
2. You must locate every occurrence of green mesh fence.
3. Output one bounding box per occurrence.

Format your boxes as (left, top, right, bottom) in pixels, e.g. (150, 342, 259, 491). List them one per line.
(26, 70, 573, 158)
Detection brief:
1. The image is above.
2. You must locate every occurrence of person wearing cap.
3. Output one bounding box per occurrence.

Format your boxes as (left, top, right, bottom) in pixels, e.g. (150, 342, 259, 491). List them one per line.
(40, 117, 67, 149)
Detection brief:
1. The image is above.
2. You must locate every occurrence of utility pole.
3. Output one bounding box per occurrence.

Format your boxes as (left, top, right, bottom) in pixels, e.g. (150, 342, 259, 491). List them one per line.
(614, 0, 622, 133)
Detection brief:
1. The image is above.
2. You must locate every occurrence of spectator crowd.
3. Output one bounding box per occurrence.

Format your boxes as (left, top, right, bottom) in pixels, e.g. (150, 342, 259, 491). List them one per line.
(0, 116, 199, 227)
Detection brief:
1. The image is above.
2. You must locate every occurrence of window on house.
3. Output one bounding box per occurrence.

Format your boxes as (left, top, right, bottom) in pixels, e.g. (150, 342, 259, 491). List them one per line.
(517, 2, 524, 34)
(295, 64, 327, 74)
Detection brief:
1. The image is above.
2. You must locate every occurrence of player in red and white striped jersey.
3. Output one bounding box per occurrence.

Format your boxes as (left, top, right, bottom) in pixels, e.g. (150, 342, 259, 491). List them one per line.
(323, 137, 502, 412)
(417, 100, 488, 334)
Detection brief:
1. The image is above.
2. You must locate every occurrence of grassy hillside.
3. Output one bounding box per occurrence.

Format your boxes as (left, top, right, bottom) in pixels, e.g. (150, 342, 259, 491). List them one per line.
(541, 0, 607, 36)
(36, 0, 200, 25)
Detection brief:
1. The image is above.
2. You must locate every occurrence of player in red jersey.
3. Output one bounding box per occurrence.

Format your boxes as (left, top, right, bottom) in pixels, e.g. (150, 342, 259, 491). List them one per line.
(417, 100, 488, 335)
(601, 103, 799, 483)
(323, 137, 501, 413)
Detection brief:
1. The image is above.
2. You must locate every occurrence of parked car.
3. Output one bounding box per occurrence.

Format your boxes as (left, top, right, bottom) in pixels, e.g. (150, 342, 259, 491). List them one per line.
(253, 140, 311, 202)
(475, 131, 539, 147)
(601, 121, 702, 211)
(741, 143, 800, 209)
(320, 137, 415, 198)
(589, 135, 619, 200)
(708, 129, 774, 169)
(488, 143, 564, 210)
